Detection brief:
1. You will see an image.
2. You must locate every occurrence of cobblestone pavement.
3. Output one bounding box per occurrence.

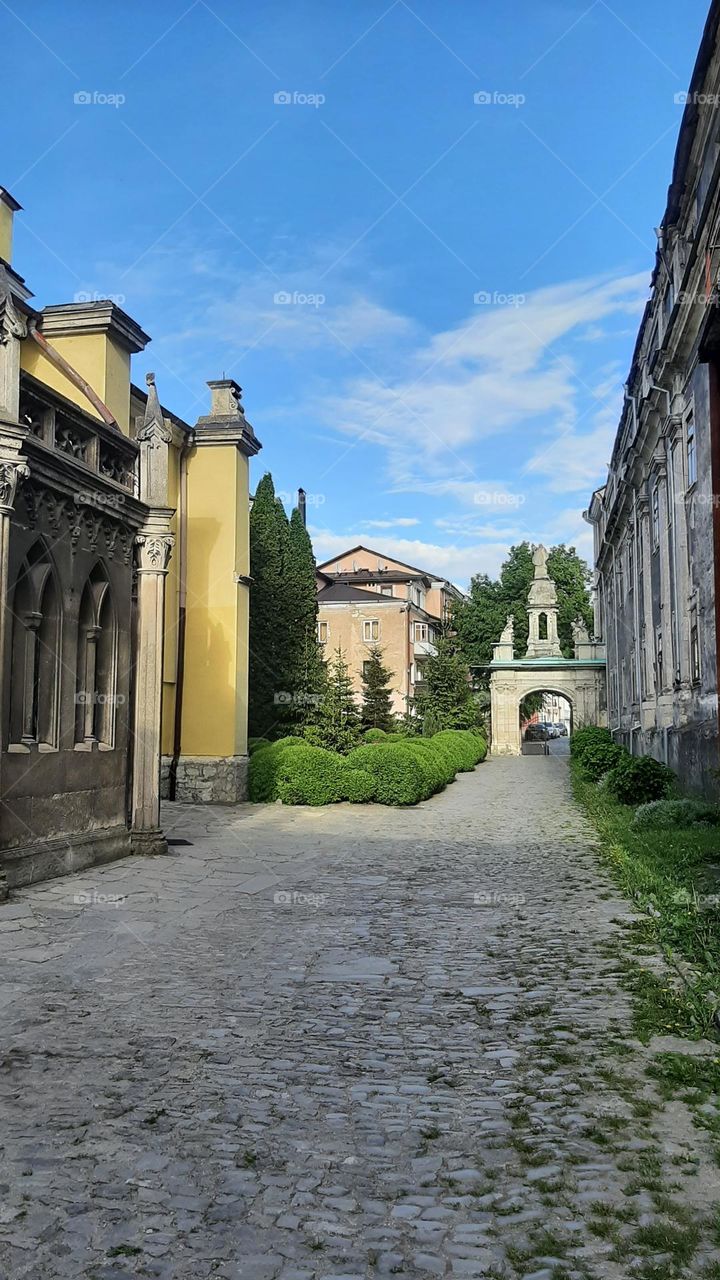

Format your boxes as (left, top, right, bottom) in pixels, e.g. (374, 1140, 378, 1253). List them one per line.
(2, 755, 720, 1280)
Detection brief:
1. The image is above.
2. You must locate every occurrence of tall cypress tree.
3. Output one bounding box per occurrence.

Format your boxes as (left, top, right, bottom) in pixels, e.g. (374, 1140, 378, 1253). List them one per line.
(360, 646, 395, 731)
(248, 474, 291, 738)
(286, 507, 325, 726)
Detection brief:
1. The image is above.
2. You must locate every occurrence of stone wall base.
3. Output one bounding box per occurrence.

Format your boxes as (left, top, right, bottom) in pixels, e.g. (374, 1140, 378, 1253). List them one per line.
(1, 824, 132, 891)
(160, 755, 249, 804)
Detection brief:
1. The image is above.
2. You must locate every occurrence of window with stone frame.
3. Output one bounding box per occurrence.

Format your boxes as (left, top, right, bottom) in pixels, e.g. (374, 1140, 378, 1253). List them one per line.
(686, 405, 697, 489)
(651, 484, 660, 549)
(9, 542, 61, 749)
(317, 620, 328, 644)
(655, 626, 664, 691)
(690, 605, 701, 684)
(362, 619, 380, 642)
(75, 565, 117, 749)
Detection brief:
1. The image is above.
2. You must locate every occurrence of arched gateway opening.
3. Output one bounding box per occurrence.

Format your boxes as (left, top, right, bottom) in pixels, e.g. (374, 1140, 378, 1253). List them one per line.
(520, 689, 573, 755)
(488, 546, 607, 757)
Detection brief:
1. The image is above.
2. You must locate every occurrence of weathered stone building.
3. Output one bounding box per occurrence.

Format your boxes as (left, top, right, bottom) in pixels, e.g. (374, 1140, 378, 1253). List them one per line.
(0, 188, 261, 893)
(585, 1, 720, 795)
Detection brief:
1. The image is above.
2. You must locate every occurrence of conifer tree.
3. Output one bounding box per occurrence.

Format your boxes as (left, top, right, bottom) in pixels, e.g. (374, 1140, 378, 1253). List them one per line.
(360, 646, 395, 731)
(412, 636, 479, 732)
(286, 507, 325, 726)
(305, 647, 360, 753)
(248, 473, 291, 738)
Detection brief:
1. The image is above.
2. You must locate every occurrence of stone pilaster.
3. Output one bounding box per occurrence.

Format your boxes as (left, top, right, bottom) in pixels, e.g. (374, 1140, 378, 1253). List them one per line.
(130, 373, 174, 855)
(0, 429, 30, 901)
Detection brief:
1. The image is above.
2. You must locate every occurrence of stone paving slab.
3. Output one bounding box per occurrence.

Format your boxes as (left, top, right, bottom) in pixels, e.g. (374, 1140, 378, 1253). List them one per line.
(1, 755, 719, 1279)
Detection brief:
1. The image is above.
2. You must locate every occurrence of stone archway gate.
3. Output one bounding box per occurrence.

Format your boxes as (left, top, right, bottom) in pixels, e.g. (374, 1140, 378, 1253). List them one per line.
(488, 546, 607, 756)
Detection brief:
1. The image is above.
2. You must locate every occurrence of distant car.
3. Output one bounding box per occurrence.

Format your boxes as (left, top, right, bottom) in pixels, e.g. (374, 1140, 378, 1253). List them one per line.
(539, 721, 559, 738)
(525, 723, 550, 741)
(555, 723, 569, 736)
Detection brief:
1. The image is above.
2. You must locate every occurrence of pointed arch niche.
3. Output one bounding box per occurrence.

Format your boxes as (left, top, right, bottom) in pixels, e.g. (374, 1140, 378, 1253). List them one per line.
(9, 541, 61, 750)
(75, 563, 118, 750)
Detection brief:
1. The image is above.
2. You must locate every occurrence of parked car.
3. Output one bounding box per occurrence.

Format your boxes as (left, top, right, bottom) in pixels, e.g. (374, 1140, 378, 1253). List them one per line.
(555, 723, 568, 736)
(524, 723, 550, 741)
(539, 721, 559, 738)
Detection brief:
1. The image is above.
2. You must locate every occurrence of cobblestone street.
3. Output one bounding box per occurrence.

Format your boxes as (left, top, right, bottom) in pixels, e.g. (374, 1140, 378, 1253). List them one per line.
(2, 755, 719, 1280)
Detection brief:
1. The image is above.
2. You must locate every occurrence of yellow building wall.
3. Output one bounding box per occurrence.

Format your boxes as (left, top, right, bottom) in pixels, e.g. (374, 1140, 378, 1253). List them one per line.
(0, 201, 13, 262)
(20, 333, 132, 431)
(181, 444, 250, 758)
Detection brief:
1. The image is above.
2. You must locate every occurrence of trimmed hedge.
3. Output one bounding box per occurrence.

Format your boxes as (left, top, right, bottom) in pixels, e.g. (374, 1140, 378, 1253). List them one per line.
(342, 768, 377, 803)
(249, 736, 306, 801)
(363, 728, 388, 743)
(276, 745, 347, 806)
(347, 743, 429, 806)
(251, 728, 487, 807)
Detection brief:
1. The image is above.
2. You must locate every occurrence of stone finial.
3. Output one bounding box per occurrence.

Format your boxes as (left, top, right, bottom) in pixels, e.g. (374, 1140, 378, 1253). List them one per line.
(500, 614, 514, 644)
(207, 378, 244, 417)
(532, 544, 549, 578)
(136, 371, 171, 506)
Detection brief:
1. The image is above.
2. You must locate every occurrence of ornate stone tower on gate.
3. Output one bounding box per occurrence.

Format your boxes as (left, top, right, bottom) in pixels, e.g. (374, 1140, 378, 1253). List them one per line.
(489, 546, 607, 755)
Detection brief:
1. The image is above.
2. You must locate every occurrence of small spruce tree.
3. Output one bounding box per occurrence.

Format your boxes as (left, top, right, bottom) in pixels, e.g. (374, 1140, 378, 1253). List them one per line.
(305, 647, 360, 753)
(413, 636, 479, 732)
(360, 646, 395, 732)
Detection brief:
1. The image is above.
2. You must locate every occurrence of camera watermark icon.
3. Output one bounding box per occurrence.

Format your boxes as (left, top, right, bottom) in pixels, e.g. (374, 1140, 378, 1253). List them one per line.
(474, 290, 526, 307)
(274, 90, 325, 108)
(474, 489, 526, 508)
(74, 290, 126, 306)
(74, 890, 126, 907)
(73, 90, 125, 108)
(274, 889, 327, 908)
(474, 90, 526, 108)
(273, 290, 325, 308)
(273, 691, 322, 706)
(276, 490, 325, 508)
(474, 890, 526, 907)
(675, 91, 720, 106)
(75, 491, 126, 511)
(75, 691, 126, 706)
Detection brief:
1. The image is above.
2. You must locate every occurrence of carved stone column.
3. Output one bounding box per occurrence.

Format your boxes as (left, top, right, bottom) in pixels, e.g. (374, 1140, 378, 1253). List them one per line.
(129, 373, 175, 855)
(130, 524, 174, 852)
(0, 437, 29, 902)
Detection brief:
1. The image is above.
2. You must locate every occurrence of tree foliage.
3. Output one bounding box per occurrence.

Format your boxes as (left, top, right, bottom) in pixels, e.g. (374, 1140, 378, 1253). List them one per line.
(303, 647, 361, 754)
(360, 646, 395, 732)
(452, 542, 594, 668)
(248, 474, 322, 738)
(412, 636, 480, 732)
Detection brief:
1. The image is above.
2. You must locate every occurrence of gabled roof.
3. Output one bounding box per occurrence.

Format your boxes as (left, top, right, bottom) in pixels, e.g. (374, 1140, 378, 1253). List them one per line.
(317, 582, 394, 604)
(318, 544, 443, 581)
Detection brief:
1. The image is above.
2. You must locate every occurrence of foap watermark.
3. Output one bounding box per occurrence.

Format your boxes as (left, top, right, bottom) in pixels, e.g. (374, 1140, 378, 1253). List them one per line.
(74, 290, 126, 306)
(474, 89, 525, 108)
(75, 491, 126, 512)
(74, 90, 125, 108)
(276, 489, 326, 508)
(474, 890, 526, 907)
(273, 691, 322, 707)
(474, 290, 526, 307)
(672, 888, 720, 911)
(474, 489, 526, 509)
(274, 90, 325, 108)
(74, 890, 126, 908)
(273, 290, 325, 308)
(75, 691, 126, 707)
(274, 890, 327, 909)
(675, 90, 720, 107)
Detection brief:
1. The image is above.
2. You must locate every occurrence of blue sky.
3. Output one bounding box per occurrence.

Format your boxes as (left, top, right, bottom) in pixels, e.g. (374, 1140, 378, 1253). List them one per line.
(0, 0, 710, 585)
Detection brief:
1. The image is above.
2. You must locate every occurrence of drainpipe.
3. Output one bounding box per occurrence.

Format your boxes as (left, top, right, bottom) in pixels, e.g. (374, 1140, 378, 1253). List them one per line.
(664, 430, 682, 689)
(610, 545, 621, 736)
(632, 491, 642, 728)
(168, 433, 192, 801)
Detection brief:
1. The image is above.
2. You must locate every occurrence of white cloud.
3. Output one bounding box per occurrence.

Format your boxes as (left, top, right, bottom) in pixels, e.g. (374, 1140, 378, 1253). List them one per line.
(362, 517, 420, 528)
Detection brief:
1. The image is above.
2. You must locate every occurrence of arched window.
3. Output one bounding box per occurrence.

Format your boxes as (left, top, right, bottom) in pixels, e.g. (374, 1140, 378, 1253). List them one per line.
(538, 612, 548, 640)
(75, 565, 117, 748)
(9, 543, 61, 748)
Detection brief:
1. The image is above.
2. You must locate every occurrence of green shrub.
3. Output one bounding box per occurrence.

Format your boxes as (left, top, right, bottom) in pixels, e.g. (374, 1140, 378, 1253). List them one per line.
(606, 753, 675, 806)
(342, 768, 377, 803)
(248, 737, 305, 801)
(276, 745, 346, 805)
(632, 798, 720, 830)
(363, 728, 387, 743)
(397, 740, 451, 797)
(432, 729, 485, 772)
(571, 725, 614, 762)
(580, 738, 626, 781)
(347, 744, 427, 806)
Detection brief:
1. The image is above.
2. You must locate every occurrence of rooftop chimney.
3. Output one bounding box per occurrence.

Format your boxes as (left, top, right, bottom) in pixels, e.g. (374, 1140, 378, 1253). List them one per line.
(0, 187, 21, 265)
(298, 487, 307, 526)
